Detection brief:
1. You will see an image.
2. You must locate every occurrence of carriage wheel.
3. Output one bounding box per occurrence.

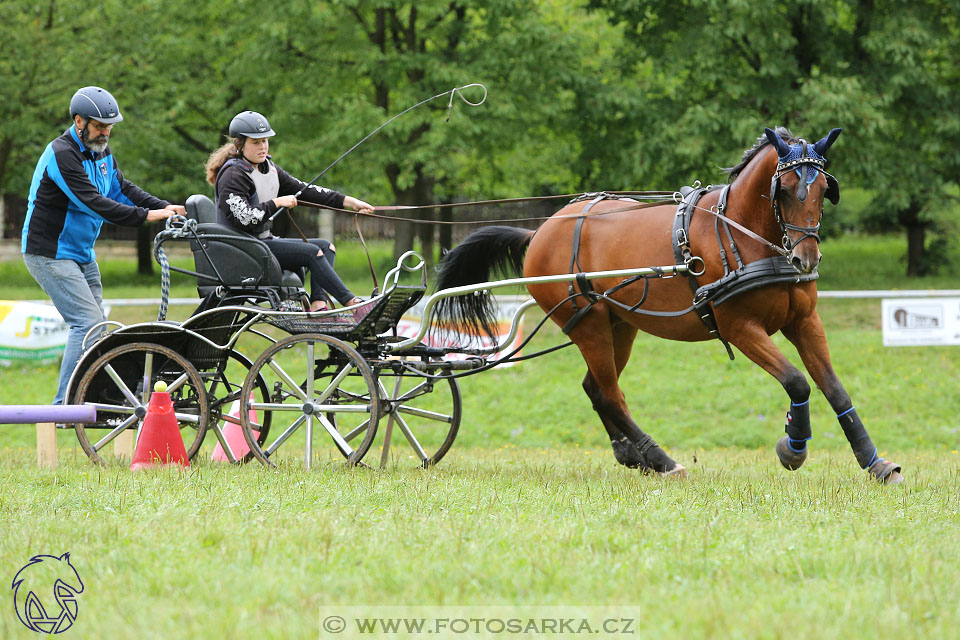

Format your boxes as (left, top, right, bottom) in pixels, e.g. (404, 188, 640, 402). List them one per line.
(70, 342, 209, 465)
(202, 351, 272, 464)
(364, 368, 461, 468)
(239, 334, 379, 469)
(327, 366, 462, 468)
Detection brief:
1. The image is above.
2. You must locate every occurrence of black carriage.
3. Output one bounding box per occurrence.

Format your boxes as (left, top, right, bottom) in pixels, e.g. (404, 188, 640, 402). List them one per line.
(64, 195, 466, 469)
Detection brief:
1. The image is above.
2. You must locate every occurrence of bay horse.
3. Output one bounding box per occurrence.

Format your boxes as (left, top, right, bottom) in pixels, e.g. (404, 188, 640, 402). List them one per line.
(435, 127, 902, 483)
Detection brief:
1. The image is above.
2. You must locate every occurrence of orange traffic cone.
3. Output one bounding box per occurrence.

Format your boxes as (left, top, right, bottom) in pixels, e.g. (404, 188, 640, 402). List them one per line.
(211, 393, 259, 462)
(130, 381, 189, 470)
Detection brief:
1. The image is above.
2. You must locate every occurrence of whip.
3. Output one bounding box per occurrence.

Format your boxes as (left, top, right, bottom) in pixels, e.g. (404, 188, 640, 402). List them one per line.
(270, 83, 488, 222)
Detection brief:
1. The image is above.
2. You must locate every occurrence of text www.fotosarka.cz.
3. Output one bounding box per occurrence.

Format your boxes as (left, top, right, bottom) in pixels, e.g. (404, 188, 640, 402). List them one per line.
(319, 606, 642, 637)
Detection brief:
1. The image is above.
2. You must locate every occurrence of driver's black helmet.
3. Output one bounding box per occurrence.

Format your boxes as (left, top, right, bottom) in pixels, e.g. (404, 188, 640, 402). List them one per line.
(228, 111, 275, 138)
(70, 86, 123, 124)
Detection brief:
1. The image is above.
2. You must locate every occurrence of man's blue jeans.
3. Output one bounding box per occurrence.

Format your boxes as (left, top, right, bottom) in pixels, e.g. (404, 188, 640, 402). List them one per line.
(23, 254, 107, 405)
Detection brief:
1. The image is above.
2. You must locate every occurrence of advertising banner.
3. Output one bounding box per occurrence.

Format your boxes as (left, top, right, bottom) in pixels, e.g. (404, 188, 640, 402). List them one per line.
(0, 301, 70, 366)
(0, 301, 109, 366)
(881, 297, 960, 347)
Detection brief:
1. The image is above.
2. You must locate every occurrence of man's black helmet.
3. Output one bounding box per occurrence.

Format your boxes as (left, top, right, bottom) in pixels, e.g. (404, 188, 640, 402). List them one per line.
(229, 111, 275, 138)
(70, 86, 123, 124)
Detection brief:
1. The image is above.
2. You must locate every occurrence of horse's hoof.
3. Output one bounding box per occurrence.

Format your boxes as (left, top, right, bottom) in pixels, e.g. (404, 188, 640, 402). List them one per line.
(867, 458, 903, 485)
(775, 436, 807, 471)
(659, 464, 687, 479)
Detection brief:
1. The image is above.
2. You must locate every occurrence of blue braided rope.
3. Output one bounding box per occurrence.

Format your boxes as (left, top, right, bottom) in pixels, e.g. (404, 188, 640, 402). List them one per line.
(156, 243, 171, 322)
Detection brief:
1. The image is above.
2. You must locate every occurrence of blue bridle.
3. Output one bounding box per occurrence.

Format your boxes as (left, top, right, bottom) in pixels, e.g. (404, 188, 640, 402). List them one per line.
(769, 140, 836, 251)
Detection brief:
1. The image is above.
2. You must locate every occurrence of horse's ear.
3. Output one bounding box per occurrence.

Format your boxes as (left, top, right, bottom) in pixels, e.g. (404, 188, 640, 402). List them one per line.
(814, 128, 842, 156)
(59, 552, 71, 562)
(764, 127, 791, 158)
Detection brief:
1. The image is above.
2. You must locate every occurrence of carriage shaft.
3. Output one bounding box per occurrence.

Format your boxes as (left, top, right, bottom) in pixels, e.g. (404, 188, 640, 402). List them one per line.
(388, 264, 689, 353)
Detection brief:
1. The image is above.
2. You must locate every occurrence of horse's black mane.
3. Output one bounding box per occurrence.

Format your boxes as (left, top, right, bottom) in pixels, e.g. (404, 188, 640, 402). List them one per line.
(724, 126, 799, 180)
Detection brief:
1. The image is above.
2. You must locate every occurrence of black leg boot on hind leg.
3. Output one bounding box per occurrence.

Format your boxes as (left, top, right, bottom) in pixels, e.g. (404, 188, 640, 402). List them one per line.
(610, 436, 685, 476)
(610, 437, 646, 468)
(776, 400, 811, 471)
(837, 407, 903, 484)
(632, 435, 686, 477)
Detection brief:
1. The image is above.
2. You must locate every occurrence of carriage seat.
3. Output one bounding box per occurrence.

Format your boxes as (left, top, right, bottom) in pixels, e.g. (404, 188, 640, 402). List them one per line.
(184, 194, 305, 300)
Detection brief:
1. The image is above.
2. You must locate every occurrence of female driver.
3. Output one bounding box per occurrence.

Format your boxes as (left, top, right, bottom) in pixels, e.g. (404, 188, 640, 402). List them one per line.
(205, 110, 372, 314)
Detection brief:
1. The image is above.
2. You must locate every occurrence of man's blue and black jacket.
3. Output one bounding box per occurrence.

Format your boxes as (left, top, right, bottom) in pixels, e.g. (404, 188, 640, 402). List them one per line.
(22, 127, 168, 263)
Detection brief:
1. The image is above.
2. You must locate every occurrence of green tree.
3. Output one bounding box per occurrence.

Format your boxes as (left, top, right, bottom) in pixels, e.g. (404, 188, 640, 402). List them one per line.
(0, 0, 98, 198)
(100, 0, 608, 265)
(589, 0, 960, 275)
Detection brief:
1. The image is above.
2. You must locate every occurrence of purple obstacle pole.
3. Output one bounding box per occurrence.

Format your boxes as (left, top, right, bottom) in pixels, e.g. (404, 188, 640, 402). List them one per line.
(0, 405, 97, 424)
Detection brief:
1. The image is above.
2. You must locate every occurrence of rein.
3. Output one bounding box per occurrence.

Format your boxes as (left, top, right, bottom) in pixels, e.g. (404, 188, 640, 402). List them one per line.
(691, 191, 790, 258)
(297, 190, 677, 225)
(301, 188, 791, 257)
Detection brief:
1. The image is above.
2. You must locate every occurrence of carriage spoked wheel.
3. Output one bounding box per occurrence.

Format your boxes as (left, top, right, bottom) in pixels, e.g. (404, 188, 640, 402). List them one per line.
(239, 334, 380, 469)
(70, 342, 209, 465)
(201, 351, 272, 464)
(361, 366, 462, 468)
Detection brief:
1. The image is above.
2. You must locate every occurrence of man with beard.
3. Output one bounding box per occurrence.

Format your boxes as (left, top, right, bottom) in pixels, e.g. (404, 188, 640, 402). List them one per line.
(22, 86, 184, 404)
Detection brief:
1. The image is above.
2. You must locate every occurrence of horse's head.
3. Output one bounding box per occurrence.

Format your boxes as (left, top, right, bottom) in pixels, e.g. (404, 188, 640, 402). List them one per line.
(761, 127, 841, 273)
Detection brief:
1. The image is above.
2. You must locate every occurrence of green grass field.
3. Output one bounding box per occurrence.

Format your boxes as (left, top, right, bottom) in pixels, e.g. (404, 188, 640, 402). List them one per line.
(2, 449, 958, 639)
(1, 233, 959, 638)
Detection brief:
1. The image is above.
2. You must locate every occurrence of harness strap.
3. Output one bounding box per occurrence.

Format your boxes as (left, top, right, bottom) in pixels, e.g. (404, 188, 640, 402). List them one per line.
(565, 194, 607, 312)
(672, 186, 735, 360)
(562, 300, 596, 335)
(561, 193, 645, 335)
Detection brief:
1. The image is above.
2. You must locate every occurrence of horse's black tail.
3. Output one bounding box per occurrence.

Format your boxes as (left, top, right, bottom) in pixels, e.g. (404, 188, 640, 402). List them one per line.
(434, 225, 534, 340)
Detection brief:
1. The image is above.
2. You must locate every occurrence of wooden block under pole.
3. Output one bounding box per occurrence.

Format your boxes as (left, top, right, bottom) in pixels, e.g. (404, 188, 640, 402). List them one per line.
(36, 422, 58, 469)
(113, 429, 135, 460)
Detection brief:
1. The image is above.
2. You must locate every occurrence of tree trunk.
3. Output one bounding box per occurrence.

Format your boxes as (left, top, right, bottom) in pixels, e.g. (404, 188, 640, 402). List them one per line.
(438, 206, 452, 253)
(137, 224, 153, 276)
(417, 207, 435, 265)
(393, 209, 416, 262)
(905, 223, 926, 277)
(391, 167, 435, 264)
(896, 202, 926, 277)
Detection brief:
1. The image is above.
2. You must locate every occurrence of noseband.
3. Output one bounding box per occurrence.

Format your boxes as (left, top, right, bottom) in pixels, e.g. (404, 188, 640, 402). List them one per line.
(769, 141, 836, 251)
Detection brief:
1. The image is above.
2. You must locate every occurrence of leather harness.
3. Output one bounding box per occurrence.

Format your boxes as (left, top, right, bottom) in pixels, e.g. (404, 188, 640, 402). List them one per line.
(560, 185, 819, 360)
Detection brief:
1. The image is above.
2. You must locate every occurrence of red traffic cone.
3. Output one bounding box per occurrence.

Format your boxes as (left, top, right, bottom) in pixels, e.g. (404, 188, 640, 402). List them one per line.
(131, 381, 190, 470)
(211, 393, 259, 462)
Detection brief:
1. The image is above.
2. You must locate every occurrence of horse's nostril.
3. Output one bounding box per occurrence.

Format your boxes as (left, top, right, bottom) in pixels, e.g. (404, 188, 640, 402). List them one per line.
(791, 256, 804, 271)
